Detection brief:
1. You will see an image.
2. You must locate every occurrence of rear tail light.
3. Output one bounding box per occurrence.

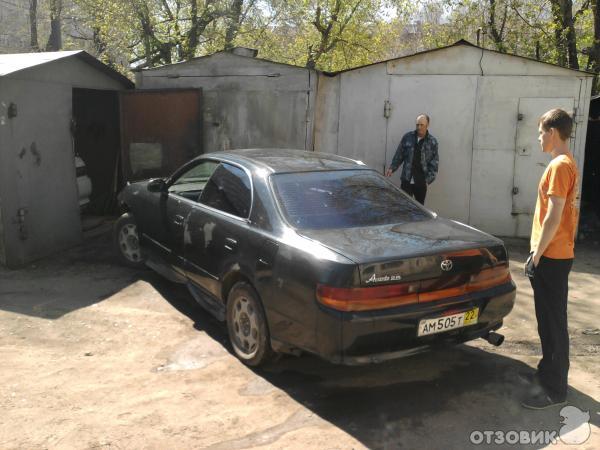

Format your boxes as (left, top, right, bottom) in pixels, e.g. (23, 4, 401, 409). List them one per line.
(468, 264, 512, 291)
(317, 264, 511, 312)
(316, 283, 418, 312)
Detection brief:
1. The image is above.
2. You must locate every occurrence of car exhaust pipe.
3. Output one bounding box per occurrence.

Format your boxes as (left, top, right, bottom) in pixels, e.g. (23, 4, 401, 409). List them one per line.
(482, 331, 504, 347)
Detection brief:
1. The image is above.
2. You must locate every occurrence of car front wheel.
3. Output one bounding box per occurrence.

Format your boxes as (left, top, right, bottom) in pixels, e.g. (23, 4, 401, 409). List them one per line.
(114, 213, 145, 268)
(226, 282, 273, 367)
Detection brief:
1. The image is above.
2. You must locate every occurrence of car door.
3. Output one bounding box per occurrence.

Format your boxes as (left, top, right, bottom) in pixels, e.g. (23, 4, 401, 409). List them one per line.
(184, 162, 253, 299)
(144, 160, 219, 269)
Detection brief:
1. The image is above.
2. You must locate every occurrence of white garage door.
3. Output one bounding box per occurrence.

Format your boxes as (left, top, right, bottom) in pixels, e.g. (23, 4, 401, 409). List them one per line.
(513, 97, 575, 236)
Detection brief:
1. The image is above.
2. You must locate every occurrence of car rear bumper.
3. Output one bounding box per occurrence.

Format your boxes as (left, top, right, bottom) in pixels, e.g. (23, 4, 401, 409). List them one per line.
(314, 281, 516, 365)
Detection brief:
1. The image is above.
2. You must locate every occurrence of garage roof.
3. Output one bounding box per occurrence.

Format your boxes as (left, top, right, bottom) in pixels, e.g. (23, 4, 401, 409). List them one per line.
(0, 50, 134, 87)
(327, 39, 595, 76)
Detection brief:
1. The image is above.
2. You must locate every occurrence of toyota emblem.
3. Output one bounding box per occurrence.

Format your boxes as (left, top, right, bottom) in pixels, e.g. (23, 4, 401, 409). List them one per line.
(440, 259, 453, 271)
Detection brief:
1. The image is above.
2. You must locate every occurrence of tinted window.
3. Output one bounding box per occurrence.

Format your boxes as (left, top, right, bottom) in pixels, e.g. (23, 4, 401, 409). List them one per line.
(271, 170, 429, 229)
(200, 163, 252, 218)
(169, 161, 219, 201)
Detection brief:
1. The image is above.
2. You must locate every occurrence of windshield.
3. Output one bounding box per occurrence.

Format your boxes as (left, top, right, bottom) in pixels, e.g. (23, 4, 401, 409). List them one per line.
(271, 170, 430, 230)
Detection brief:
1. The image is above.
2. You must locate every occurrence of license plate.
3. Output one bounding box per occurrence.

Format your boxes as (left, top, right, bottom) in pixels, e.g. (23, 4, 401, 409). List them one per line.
(417, 307, 479, 337)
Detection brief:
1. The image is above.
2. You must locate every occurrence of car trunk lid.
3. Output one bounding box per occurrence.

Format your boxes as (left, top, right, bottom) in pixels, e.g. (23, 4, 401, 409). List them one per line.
(304, 218, 511, 311)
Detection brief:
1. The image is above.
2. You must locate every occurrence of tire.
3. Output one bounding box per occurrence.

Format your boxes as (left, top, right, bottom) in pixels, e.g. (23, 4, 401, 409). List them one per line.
(114, 213, 146, 269)
(226, 281, 274, 367)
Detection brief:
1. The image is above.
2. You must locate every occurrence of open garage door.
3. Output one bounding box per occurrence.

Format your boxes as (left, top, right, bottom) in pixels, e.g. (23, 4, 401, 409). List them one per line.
(120, 89, 203, 181)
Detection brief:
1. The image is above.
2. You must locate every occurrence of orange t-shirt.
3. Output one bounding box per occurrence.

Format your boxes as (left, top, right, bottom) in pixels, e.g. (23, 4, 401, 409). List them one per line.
(530, 153, 579, 259)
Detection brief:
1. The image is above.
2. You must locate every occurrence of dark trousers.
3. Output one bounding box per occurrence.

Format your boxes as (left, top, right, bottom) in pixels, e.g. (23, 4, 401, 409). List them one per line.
(529, 256, 573, 400)
(401, 180, 427, 205)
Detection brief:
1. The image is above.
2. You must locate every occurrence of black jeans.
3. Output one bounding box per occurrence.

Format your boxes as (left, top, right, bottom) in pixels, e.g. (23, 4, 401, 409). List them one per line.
(401, 180, 427, 205)
(529, 256, 573, 400)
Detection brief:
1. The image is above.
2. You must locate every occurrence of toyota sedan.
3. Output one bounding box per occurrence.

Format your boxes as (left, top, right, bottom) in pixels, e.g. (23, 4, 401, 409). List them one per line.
(115, 149, 516, 366)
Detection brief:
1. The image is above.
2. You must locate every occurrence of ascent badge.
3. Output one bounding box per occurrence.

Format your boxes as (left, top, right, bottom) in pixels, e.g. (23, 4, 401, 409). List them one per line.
(366, 273, 402, 284)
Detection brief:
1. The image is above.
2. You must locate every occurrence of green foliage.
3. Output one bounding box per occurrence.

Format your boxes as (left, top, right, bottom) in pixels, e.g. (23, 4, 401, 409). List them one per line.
(58, 0, 598, 88)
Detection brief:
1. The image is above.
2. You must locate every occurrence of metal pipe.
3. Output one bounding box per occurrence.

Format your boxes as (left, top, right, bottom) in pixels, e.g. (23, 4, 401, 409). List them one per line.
(482, 331, 504, 346)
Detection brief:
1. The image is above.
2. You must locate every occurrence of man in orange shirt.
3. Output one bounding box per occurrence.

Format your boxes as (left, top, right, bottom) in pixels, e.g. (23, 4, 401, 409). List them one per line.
(522, 109, 579, 409)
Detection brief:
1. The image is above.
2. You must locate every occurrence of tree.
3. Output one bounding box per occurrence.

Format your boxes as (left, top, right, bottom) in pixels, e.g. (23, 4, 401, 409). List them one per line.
(29, 0, 40, 51)
(582, 0, 600, 89)
(59, 0, 598, 91)
(224, 0, 245, 50)
(550, 0, 580, 69)
(487, 0, 508, 52)
(46, 0, 63, 51)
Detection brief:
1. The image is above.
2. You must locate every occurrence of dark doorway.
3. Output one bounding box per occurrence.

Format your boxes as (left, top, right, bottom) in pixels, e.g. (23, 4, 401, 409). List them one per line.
(580, 96, 600, 243)
(72, 88, 122, 215)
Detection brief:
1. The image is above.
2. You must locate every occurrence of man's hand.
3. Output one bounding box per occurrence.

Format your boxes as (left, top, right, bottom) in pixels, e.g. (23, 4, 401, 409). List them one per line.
(532, 250, 541, 267)
(385, 168, 393, 177)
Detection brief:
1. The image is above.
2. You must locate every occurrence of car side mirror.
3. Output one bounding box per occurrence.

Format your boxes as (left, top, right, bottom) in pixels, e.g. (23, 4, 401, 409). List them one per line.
(147, 178, 167, 193)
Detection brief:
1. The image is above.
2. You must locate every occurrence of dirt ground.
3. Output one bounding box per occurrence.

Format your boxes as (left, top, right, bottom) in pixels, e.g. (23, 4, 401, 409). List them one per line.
(0, 226, 598, 449)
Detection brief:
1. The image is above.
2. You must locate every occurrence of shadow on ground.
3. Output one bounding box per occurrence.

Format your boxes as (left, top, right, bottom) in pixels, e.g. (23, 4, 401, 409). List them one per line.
(150, 276, 600, 450)
(0, 231, 146, 319)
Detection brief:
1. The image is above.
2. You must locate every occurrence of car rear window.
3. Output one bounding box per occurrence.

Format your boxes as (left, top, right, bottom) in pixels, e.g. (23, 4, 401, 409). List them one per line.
(271, 170, 430, 229)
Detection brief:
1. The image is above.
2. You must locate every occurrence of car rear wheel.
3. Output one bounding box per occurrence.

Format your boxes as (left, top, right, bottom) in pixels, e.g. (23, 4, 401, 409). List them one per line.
(227, 282, 273, 367)
(114, 213, 145, 268)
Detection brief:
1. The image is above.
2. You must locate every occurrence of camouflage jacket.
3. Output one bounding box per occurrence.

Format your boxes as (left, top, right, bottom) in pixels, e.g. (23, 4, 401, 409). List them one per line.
(390, 131, 439, 185)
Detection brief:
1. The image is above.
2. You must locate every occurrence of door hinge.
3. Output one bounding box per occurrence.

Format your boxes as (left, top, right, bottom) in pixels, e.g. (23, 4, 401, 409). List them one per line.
(384, 100, 392, 119)
(12, 208, 28, 240)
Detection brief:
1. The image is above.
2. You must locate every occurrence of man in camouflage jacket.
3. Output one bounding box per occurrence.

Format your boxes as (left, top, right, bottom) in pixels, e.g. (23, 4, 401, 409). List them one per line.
(385, 114, 439, 205)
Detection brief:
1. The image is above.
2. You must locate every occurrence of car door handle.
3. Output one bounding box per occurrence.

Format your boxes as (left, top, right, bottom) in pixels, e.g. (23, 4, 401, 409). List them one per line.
(224, 237, 237, 251)
(173, 215, 185, 226)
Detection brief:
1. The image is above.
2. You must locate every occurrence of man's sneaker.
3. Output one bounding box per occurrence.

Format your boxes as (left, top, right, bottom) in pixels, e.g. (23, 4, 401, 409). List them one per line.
(521, 391, 567, 410)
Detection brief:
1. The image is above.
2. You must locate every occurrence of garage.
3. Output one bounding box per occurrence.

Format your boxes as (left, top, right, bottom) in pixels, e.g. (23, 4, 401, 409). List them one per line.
(315, 40, 594, 238)
(0, 51, 133, 268)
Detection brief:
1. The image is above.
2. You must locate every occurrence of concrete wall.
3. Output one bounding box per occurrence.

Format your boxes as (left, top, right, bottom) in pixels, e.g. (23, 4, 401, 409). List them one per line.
(0, 56, 128, 267)
(136, 52, 318, 152)
(315, 45, 593, 237)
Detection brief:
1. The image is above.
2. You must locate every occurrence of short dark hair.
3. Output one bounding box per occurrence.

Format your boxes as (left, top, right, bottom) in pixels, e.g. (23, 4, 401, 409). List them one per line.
(539, 109, 573, 141)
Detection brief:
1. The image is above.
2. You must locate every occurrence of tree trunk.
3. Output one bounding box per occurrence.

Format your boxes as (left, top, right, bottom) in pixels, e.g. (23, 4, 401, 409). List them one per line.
(589, 0, 600, 93)
(487, 0, 507, 52)
(224, 0, 244, 50)
(45, 0, 62, 51)
(564, 1, 579, 69)
(29, 0, 39, 51)
(550, 0, 579, 70)
(181, 0, 218, 61)
(306, 3, 337, 68)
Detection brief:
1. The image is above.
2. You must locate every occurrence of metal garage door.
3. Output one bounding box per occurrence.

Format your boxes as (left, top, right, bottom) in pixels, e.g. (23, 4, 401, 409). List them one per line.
(512, 97, 575, 236)
(120, 89, 203, 181)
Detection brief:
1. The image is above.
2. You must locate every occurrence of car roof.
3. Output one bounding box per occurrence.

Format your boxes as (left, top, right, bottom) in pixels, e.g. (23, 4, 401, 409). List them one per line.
(200, 148, 369, 173)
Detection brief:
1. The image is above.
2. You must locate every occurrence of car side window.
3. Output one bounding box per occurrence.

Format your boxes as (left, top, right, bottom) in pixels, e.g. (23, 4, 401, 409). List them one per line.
(168, 160, 219, 201)
(199, 163, 252, 218)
